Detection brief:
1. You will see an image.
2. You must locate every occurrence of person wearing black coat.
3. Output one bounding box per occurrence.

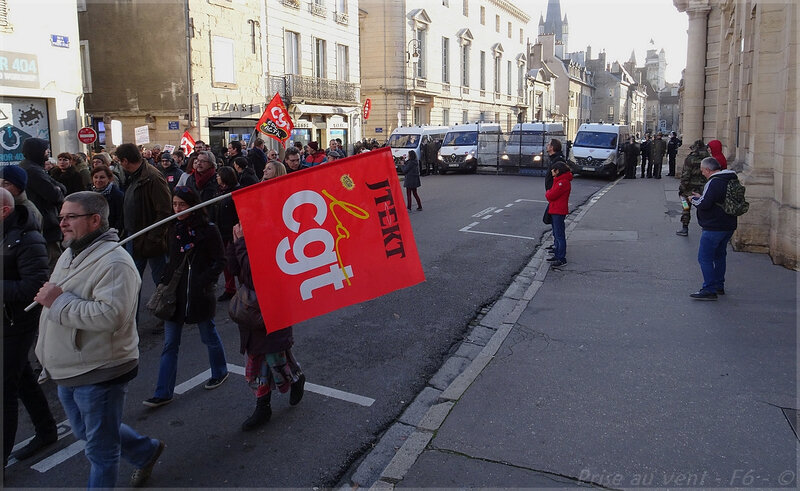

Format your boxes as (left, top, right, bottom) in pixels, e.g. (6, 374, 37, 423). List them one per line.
(402, 150, 422, 211)
(158, 153, 185, 193)
(18, 137, 66, 267)
(50, 153, 86, 195)
(1, 192, 58, 465)
(227, 224, 305, 431)
(214, 166, 241, 302)
(623, 136, 640, 179)
(233, 157, 259, 187)
(143, 186, 229, 408)
(640, 133, 652, 178)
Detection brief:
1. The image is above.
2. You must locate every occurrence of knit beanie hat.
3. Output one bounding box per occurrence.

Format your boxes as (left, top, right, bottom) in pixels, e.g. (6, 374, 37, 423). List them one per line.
(0, 164, 28, 191)
(22, 138, 49, 165)
(172, 185, 201, 207)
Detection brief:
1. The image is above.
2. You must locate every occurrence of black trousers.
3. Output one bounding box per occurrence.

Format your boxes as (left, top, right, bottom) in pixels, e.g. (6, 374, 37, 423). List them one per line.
(641, 155, 648, 176)
(3, 330, 57, 463)
(668, 154, 677, 175)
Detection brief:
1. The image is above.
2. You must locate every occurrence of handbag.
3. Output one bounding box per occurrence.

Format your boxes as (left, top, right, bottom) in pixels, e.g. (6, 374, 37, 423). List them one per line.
(228, 284, 264, 326)
(542, 204, 553, 225)
(146, 255, 188, 321)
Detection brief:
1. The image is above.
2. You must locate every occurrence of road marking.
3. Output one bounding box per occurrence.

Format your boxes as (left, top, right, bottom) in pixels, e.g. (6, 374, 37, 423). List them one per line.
(515, 198, 548, 203)
(32, 440, 85, 473)
(6, 421, 73, 468)
(460, 222, 480, 232)
(175, 363, 374, 407)
(305, 383, 375, 407)
(472, 207, 496, 218)
(460, 229, 538, 240)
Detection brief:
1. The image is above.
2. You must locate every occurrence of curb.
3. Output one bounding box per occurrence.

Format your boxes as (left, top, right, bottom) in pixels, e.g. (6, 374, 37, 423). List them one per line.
(343, 178, 622, 490)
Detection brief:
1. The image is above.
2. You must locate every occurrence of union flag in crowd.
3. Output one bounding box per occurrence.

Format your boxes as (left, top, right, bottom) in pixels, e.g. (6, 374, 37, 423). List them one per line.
(180, 131, 196, 155)
(256, 93, 294, 148)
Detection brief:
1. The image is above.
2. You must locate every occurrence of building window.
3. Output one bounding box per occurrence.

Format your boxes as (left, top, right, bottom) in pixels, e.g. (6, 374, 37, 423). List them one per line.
(517, 65, 524, 96)
(461, 44, 469, 86)
(608, 106, 614, 119)
(479, 51, 486, 91)
(336, 0, 347, 13)
(212, 36, 236, 86)
(507, 60, 512, 95)
(479, 111, 486, 122)
(462, 0, 468, 16)
(415, 29, 426, 79)
(336, 44, 349, 81)
(442, 108, 449, 126)
(462, 109, 468, 123)
(442, 0, 448, 6)
(285, 31, 300, 75)
(79, 40, 92, 93)
(519, 28, 523, 44)
(442, 37, 449, 84)
(495, 111, 500, 123)
(314, 37, 327, 78)
(495, 15, 500, 33)
(480, 6, 485, 24)
(493, 56, 500, 93)
(507, 22, 512, 38)
(413, 106, 421, 125)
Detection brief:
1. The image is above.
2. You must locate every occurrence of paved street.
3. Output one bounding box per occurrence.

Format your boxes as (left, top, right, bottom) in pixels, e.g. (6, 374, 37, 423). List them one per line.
(5, 172, 606, 488)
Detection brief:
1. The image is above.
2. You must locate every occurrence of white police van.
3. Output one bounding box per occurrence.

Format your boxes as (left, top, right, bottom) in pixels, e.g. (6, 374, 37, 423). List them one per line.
(568, 123, 629, 179)
(501, 122, 567, 168)
(437, 122, 503, 174)
(387, 125, 450, 173)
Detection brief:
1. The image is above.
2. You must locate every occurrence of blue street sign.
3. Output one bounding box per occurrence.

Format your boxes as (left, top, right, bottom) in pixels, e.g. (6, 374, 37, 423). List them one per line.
(50, 35, 69, 48)
(168, 121, 180, 130)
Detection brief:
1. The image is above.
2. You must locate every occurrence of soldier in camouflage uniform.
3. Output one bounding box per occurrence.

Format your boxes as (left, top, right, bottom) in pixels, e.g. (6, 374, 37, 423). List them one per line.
(676, 139, 710, 236)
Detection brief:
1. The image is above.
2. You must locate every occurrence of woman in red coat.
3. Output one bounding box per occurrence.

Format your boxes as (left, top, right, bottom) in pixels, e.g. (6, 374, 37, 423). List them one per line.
(544, 162, 572, 267)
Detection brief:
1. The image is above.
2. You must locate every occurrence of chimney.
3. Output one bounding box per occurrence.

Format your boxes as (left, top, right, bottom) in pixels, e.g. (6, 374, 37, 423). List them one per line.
(532, 42, 543, 65)
(586, 45, 592, 60)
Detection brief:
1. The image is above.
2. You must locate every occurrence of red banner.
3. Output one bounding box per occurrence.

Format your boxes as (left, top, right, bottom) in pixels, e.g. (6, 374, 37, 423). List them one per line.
(256, 93, 294, 148)
(232, 147, 425, 332)
(180, 131, 196, 155)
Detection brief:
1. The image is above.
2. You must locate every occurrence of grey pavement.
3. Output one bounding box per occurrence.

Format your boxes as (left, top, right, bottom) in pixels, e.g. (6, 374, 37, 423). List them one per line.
(346, 173, 798, 489)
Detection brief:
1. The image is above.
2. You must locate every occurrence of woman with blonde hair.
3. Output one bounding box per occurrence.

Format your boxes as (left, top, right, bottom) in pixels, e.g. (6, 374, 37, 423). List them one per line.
(262, 161, 286, 181)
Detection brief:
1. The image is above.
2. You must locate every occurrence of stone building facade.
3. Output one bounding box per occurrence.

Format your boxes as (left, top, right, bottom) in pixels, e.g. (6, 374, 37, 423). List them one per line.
(0, 0, 84, 162)
(79, 0, 361, 156)
(674, 0, 797, 270)
(586, 51, 647, 135)
(358, 0, 530, 138)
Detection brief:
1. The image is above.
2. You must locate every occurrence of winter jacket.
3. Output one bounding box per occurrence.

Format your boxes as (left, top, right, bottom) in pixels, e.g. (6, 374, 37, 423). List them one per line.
(544, 151, 567, 190)
(215, 185, 240, 243)
(707, 139, 728, 169)
(650, 138, 667, 164)
(159, 163, 185, 193)
(94, 183, 124, 232)
(246, 147, 267, 179)
(226, 237, 294, 356)
(402, 156, 421, 189)
(19, 158, 66, 243)
(691, 169, 738, 231)
(35, 229, 141, 382)
(545, 171, 573, 215)
(160, 218, 225, 324)
(304, 151, 327, 167)
(2, 206, 49, 337)
(122, 162, 172, 258)
(50, 166, 85, 195)
(238, 167, 259, 187)
(667, 136, 682, 156)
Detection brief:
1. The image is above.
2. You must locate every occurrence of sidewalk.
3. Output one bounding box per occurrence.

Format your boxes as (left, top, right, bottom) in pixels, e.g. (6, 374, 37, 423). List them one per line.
(348, 175, 798, 489)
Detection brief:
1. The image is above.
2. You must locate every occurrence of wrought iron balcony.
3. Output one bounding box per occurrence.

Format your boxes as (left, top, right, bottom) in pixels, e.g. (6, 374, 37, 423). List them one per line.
(310, 2, 326, 17)
(335, 11, 349, 24)
(282, 0, 300, 8)
(269, 74, 360, 105)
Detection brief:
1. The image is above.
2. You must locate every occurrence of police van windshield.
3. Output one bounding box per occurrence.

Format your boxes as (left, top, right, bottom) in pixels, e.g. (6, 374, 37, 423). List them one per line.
(507, 131, 546, 145)
(442, 131, 477, 146)
(388, 133, 420, 149)
(574, 131, 618, 149)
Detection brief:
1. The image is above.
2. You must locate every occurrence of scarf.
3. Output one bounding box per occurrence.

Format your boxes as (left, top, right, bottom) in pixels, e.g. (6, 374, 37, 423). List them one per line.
(69, 226, 107, 256)
(194, 167, 216, 190)
(92, 182, 114, 198)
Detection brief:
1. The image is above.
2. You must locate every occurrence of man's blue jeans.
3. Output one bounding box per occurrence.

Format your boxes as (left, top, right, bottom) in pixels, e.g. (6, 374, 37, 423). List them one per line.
(551, 214, 567, 261)
(58, 383, 159, 488)
(154, 319, 228, 399)
(698, 229, 734, 292)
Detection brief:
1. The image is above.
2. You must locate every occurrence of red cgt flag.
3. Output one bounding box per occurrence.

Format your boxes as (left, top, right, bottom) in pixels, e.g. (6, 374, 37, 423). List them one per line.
(180, 131, 196, 155)
(232, 147, 425, 332)
(256, 93, 294, 148)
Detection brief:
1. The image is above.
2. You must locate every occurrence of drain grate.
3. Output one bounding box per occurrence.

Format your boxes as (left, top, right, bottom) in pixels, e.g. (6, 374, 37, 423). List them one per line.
(782, 408, 798, 441)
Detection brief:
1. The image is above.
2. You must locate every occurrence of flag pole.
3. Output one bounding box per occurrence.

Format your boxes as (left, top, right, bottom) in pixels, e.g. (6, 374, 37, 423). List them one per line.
(24, 191, 234, 312)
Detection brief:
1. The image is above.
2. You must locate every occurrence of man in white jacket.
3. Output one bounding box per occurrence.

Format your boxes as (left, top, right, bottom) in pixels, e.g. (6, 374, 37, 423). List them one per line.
(34, 191, 164, 488)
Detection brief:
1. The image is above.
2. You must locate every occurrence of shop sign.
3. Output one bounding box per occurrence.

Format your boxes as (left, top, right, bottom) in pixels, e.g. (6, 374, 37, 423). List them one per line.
(210, 102, 263, 116)
(294, 121, 313, 129)
(328, 122, 349, 129)
(0, 51, 39, 89)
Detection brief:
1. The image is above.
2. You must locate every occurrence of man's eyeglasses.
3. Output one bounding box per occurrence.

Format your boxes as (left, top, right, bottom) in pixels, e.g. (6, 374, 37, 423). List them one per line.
(58, 213, 95, 222)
